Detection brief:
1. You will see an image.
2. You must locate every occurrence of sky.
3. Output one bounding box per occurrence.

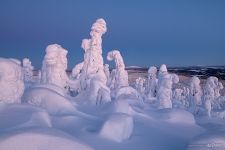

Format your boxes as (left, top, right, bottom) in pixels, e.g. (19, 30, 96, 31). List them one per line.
(0, 0, 225, 69)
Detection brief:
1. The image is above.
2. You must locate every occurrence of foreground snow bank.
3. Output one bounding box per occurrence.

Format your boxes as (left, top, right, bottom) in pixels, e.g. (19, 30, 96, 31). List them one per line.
(0, 128, 93, 150)
(0, 103, 51, 131)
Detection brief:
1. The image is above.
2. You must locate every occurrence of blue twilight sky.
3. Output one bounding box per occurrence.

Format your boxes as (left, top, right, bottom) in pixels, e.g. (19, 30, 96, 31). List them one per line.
(0, 0, 225, 69)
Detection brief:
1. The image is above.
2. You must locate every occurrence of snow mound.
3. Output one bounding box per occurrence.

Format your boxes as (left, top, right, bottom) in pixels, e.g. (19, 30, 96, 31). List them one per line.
(99, 113, 133, 142)
(187, 132, 225, 150)
(0, 104, 51, 131)
(0, 128, 93, 150)
(158, 109, 196, 125)
(22, 85, 76, 115)
(116, 86, 139, 99)
(113, 99, 134, 115)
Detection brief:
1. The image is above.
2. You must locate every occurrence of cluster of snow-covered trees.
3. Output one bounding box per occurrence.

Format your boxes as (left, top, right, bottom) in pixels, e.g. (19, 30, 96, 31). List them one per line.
(133, 64, 225, 117)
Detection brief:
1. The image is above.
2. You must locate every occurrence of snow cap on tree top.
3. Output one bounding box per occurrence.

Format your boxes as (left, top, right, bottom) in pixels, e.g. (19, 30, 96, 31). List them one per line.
(91, 18, 107, 34)
(45, 44, 67, 55)
(159, 64, 167, 73)
(148, 66, 157, 74)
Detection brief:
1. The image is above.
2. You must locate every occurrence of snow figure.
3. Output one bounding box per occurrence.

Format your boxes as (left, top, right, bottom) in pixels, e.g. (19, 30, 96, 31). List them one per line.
(22, 58, 34, 82)
(157, 64, 179, 109)
(0, 58, 24, 103)
(71, 62, 84, 79)
(146, 66, 158, 98)
(135, 77, 146, 99)
(188, 76, 203, 114)
(41, 44, 69, 90)
(77, 18, 111, 104)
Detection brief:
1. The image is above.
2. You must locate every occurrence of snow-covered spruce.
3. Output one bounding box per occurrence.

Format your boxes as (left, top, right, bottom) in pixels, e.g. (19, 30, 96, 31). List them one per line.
(107, 50, 138, 99)
(41, 44, 69, 90)
(188, 76, 203, 115)
(157, 64, 179, 109)
(135, 77, 146, 100)
(22, 58, 34, 83)
(203, 76, 224, 117)
(146, 66, 158, 99)
(76, 18, 111, 104)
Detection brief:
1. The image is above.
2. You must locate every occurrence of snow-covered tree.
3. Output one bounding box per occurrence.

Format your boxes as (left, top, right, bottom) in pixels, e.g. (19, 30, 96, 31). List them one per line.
(0, 58, 24, 103)
(188, 76, 203, 114)
(157, 64, 179, 109)
(41, 44, 69, 89)
(104, 64, 110, 84)
(135, 77, 146, 99)
(146, 66, 158, 98)
(71, 62, 84, 79)
(22, 58, 34, 82)
(107, 50, 129, 89)
(77, 18, 111, 104)
(173, 88, 186, 108)
(203, 76, 224, 117)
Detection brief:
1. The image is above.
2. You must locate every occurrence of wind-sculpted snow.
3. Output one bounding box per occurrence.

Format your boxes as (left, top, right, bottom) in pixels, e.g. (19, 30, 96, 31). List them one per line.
(0, 58, 24, 104)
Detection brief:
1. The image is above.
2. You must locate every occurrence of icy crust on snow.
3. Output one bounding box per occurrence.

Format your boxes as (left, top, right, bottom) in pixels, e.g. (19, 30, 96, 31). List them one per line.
(0, 58, 24, 104)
